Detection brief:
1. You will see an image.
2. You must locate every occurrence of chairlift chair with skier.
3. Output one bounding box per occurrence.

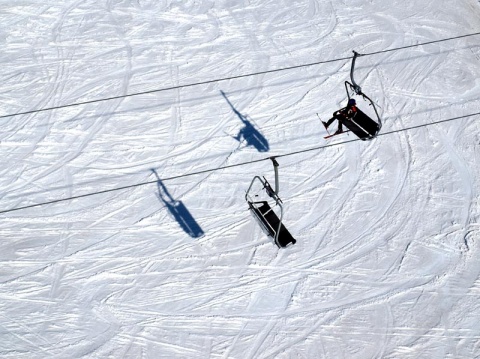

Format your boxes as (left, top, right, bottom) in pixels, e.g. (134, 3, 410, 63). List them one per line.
(322, 51, 382, 141)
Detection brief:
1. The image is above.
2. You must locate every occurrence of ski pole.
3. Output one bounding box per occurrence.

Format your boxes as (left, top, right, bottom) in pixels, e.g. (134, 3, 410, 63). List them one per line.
(316, 113, 331, 136)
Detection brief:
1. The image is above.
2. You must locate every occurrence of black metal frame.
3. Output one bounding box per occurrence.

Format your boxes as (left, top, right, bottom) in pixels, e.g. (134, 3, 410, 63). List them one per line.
(343, 51, 383, 137)
(245, 158, 296, 248)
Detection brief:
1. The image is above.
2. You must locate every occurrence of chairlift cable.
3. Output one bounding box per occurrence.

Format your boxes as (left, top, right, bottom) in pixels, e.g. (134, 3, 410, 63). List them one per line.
(1, 32, 480, 120)
(362, 32, 480, 56)
(1, 111, 479, 215)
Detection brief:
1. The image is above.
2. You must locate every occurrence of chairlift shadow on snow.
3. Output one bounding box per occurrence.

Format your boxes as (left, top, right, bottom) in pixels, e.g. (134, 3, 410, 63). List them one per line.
(221, 90, 269, 152)
(151, 169, 204, 238)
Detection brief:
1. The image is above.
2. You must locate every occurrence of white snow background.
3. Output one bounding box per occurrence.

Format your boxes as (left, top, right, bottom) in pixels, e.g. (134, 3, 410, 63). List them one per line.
(1, 0, 480, 358)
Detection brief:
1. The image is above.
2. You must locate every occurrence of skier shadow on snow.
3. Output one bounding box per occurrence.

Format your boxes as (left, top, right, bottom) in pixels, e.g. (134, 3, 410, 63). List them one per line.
(151, 169, 204, 238)
(221, 90, 269, 152)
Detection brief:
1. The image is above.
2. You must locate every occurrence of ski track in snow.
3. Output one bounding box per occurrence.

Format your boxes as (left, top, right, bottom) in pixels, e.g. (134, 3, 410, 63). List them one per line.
(1, 1, 480, 358)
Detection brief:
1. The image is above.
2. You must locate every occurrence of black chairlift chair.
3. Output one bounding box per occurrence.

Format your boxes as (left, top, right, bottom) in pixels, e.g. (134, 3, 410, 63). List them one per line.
(245, 158, 296, 248)
(326, 51, 383, 141)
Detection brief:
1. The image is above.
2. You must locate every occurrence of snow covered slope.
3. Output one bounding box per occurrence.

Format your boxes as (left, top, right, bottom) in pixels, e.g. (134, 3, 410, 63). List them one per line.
(1, 1, 480, 358)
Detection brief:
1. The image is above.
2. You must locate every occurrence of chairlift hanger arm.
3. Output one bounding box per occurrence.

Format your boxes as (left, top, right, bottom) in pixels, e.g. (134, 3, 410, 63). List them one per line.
(270, 157, 279, 195)
(245, 159, 282, 235)
(349, 51, 364, 95)
(245, 157, 282, 204)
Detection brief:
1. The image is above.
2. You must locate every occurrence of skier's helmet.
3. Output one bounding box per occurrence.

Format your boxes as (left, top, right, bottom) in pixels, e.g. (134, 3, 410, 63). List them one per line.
(348, 98, 356, 106)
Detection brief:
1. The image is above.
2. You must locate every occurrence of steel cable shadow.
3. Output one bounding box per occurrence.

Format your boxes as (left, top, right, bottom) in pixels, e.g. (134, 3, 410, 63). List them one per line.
(151, 169, 204, 238)
(221, 90, 269, 152)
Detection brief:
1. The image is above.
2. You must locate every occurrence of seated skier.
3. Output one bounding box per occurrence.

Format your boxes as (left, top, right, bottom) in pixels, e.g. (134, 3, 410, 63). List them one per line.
(322, 98, 358, 135)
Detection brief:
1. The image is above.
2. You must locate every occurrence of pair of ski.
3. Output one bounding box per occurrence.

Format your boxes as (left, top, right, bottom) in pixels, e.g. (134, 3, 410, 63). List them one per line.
(316, 113, 349, 139)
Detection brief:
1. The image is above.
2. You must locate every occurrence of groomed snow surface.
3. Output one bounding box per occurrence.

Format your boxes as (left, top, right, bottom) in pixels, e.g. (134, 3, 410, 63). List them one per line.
(1, 1, 480, 358)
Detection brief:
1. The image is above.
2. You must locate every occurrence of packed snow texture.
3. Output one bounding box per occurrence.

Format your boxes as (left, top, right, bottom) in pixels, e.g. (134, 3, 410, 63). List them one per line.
(1, 1, 480, 358)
